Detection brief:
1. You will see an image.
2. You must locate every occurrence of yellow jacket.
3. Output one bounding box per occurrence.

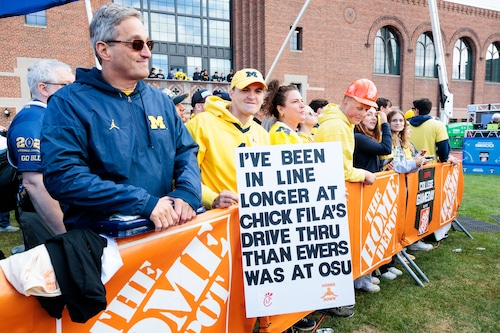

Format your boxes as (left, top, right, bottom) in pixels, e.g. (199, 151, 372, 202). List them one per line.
(269, 121, 302, 145)
(315, 103, 365, 182)
(298, 132, 314, 143)
(186, 96, 270, 208)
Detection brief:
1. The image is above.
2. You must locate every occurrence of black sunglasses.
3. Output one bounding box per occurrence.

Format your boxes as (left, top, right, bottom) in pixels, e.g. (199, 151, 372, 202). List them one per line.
(105, 39, 154, 51)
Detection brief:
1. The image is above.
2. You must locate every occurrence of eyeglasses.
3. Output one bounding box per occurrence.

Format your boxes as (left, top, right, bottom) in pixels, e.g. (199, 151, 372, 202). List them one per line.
(105, 40, 154, 51)
(44, 82, 69, 86)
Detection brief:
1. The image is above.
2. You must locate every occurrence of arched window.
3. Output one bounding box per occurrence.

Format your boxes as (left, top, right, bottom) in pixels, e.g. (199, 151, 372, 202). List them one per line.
(374, 26, 400, 75)
(452, 38, 472, 80)
(485, 42, 500, 83)
(415, 32, 437, 77)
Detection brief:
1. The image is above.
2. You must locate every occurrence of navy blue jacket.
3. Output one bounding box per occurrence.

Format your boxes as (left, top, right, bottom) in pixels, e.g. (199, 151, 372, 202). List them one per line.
(41, 67, 201, 229)
(354, 122, 393, 173)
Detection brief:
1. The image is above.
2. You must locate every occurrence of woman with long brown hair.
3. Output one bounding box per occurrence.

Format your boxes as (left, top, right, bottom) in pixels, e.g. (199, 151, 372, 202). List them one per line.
(353, 107, 392, 172)
(386, 110, 434, 252)
(386, 110, 427, 173)
(352, 107, 393, 290)
(263, 79, 306, 145)
(261, 79, 319, 330)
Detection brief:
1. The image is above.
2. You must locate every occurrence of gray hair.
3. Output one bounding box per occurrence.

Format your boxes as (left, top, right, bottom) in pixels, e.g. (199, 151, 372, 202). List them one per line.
(90, 3, 142, 64)
(27, 60, 72, 100)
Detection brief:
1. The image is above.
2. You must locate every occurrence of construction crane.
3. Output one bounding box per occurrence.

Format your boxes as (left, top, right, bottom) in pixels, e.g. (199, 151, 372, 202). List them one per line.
(428, 0, 454, 124)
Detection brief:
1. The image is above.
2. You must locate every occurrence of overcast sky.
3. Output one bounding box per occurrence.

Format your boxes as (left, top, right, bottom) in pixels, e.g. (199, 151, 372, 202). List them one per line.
(443, 0, 500, 11)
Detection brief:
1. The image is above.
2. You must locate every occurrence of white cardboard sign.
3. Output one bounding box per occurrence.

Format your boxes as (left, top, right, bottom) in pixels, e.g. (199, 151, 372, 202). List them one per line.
(235, 142, 355, 317)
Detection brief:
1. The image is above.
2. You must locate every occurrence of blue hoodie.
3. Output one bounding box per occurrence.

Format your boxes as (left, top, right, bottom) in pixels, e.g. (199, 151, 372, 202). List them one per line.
(41, 67, 201, 229)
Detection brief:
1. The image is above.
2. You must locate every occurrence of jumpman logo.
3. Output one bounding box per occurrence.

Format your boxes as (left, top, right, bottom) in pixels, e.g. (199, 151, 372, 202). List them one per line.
(109, 119, 120, 130)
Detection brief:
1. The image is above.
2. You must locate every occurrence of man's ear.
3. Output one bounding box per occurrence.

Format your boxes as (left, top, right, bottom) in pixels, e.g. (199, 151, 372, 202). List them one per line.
(342, 96, 350, 109)
(96, 41, 111, 62)
(37, 82, 50, 100)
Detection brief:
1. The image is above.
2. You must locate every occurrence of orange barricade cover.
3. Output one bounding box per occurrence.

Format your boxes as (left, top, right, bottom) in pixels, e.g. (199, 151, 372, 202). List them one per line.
(1, 208, 255, 333)
(0, 163, 463, 333)
(347, 171, 406, 279)
(439, 162, 464, 225)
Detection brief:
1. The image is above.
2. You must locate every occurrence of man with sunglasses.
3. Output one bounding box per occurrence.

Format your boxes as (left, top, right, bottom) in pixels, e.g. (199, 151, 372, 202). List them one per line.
(6, 60, 74, 252)
(41, 3, 201, 232)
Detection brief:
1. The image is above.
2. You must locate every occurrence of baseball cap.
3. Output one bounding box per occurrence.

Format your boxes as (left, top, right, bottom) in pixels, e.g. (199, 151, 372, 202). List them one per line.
(162, 88, 189, 105)
(213, 89, 231, 101)
(230, 68, 267, 90)
(171, 93, 189, 105)
(191, 89, 212, 107)
(344, 78, 378, 108)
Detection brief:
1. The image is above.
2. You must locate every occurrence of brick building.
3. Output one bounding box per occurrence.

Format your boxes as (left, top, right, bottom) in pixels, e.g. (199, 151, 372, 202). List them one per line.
(1, 0, 499, 130)
(233, 0, 500, 119)
(0, 0, 97, 129)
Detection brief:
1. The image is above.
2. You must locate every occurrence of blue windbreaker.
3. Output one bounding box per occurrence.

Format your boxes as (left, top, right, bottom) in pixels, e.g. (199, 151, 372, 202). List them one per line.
(41, 67, 201, 229)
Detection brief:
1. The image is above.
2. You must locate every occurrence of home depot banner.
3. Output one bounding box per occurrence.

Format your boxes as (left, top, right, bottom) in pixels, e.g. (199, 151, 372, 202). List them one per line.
(440, 162, 464, 225)
(0, 162, 463, 333)
(0, 210, 257, 333)
(346, 171, 407, 278)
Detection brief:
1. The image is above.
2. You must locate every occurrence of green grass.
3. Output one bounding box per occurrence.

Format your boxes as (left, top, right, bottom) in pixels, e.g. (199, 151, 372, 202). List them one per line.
(314, 231, 499, 333)
(311, 173, 500, 333)
(457, 174, 500, 224)
(2, 174, 499, 332)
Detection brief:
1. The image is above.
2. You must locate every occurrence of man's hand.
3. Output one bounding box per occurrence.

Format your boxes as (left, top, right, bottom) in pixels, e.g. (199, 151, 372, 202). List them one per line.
(363, 170, 376, 185)
(212, 190, 238, 209)
(149, 197, 178, 232)
(169, 197, 196, 224)
(447, 155, 459, 166)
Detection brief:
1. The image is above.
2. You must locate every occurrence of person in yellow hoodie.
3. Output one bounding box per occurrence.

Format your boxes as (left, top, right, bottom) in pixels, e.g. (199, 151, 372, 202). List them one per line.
(315, 78, 379, 185)
(315, 79, 380, 300)
(188, 71, 317, 331)
(186, 68, 270, 210)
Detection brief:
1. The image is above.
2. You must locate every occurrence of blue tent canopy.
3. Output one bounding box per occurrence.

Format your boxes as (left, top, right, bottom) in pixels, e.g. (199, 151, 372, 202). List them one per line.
(0, 0, 78, 19)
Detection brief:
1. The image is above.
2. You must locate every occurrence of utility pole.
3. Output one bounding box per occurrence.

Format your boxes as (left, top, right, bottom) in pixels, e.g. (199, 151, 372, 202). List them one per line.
(265, 0, 311, 83)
